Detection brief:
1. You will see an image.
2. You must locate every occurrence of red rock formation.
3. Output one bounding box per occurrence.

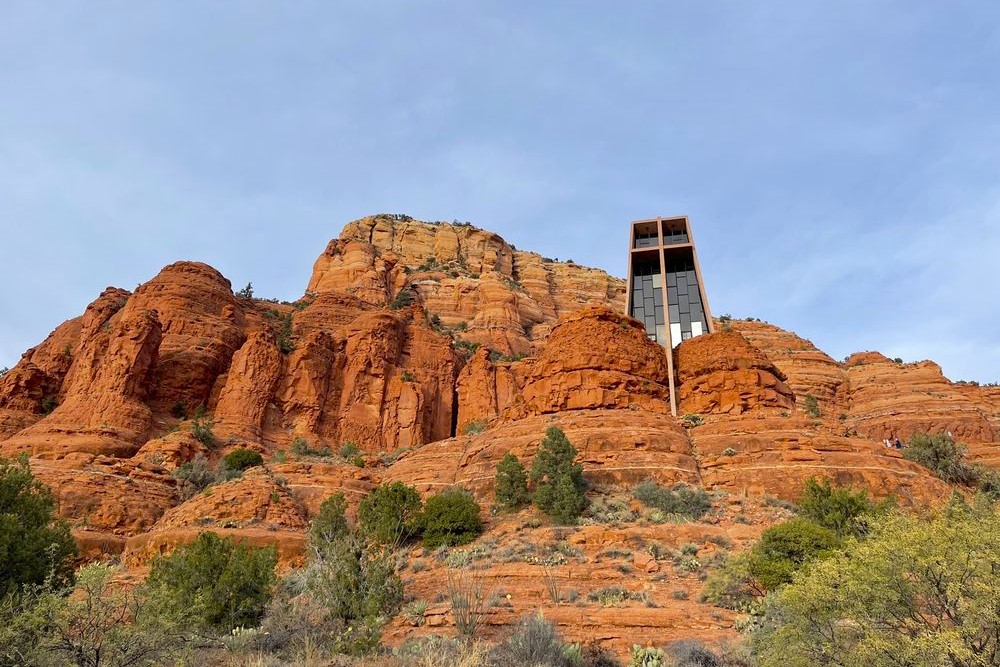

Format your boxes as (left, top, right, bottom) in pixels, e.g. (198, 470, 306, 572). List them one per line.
(844, 352, 996, 443)
(1, 213, 998, 656)
(693, 416, 951, 503)
(730, 320, 848, 416)
(506, 306, 672, 419)
(2, 306, 162, 458)
(455, 348, 519, 431)
(214, 331, 283, 442)
(384, 409, 699, 498)
(674, 330, 795, 416)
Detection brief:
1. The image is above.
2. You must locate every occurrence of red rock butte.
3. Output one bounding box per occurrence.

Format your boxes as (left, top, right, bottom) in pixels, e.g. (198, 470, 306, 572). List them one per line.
(1, 214, 997, 651)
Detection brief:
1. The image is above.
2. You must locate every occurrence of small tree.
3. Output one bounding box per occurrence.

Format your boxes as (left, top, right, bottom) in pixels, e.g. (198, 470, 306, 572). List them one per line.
(633, 480, 712, 520)
(703, 518, 841, 608)
(530, 427, 586, 524)
(191, 416, 215, 446)
(754, 504, 1000, 667)
(419, 487, 483, 548)
(220, 448, 264, 472)
(357, 482, 423, 545)
(0, 455, 77, 600)
(495, 453, 530, 511)
(904, 432, 978, 484)
(5, 563, 185, 667)
(304, 530, 403, 655)
(309, 492, 349, 550)
(798, 477, 888, 537)
(144, 532, 277, 632)
(802, 394, 820, 418)
(236, 282, 254, 299)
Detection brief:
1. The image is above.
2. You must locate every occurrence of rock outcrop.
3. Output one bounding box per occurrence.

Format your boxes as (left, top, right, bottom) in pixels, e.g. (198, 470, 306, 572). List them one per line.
(1, 213, 998, 657)
(674, 330, 795, 416)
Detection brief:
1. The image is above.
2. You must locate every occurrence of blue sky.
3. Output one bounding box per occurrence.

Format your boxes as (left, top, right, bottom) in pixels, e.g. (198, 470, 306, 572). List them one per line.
(1, 1, 998, 382)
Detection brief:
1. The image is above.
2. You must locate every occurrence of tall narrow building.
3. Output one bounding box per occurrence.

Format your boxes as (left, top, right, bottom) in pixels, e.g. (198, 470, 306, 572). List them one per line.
(627, 216, 715, 416)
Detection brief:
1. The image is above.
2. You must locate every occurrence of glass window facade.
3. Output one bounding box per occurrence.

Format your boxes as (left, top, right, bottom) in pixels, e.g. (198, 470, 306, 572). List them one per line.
(630, 259, 666, 344)
(633, 231, 659, 248)
(663, 228, 689, 245)
(664, 254, 708, 346)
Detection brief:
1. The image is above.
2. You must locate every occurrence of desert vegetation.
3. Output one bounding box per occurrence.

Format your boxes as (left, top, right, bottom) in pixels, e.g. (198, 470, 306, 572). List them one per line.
(3, 437, 1000, 667)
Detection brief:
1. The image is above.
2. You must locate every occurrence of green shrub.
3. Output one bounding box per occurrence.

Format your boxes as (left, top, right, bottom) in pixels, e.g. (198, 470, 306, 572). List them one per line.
(39, 396, 58, 415)
(276, 313, 295, 354)
(358, 482, 423, 544)
(495, 452, 531, 511)
(462, 419, 487, 435)
(291, 437, 332, 457)
(191, 416, 215, 446)
(977, 467, 1000, 500)
(802, 394, 820, 418)
(453, 339, 481, 359)
(748, 518, 841, 590)
(632, 480, 711, 520)
(629, 645, 665, 667)
(903, 432, 978, 484)
(703, 518, 841, 609)
(0, 455, 77, 600)
(389, 290, 415, 310)
(172, 453, 218, 497)
(753, 504, 1000, 667)
(419, 488, 483, 549)
(531, 426, 587, 524)
(304, 533, 403, 655)
(221, 448, 264, 472)
(401, 370, 415, 383)
(144, 531, 277, 631)
(1, 563, 184, 667)
(681, 413, 703, 427)
(490, 613, 579, 667)
(339, 441, 360, 458)
(310, 493, 349, 548)
(798, 476, 888, 536)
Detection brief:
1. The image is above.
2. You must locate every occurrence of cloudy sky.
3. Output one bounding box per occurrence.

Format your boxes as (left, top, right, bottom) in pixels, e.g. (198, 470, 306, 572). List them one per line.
(1, 2, 998, 382)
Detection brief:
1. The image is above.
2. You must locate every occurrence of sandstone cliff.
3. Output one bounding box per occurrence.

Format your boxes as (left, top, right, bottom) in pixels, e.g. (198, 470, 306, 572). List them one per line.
(1, 214, 997, 655)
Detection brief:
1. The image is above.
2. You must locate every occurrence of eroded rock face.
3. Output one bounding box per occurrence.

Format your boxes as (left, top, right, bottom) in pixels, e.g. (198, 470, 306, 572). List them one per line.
(2, 213, 999, 654)
(674, 330, 795, 416)
(2, 307, 163, 458)
(307, 216, 626, 355)
(693, 416, 951, 503)
(384, 409, 699, 498)
(844, 352, 997, 443)
(730, 320, 848, 416)
(507, 306, 673, 419)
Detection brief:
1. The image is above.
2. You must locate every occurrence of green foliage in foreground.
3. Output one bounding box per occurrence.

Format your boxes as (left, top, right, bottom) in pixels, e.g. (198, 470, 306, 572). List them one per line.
(144, 531, 277, 632)
(1, 563, 184, 667)
(797, 476, 891, 537)
(754, 500, 1000, 667)
(704, 517, 841, 609)
(0, 455, 77, 600)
